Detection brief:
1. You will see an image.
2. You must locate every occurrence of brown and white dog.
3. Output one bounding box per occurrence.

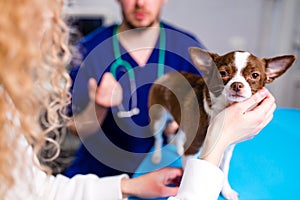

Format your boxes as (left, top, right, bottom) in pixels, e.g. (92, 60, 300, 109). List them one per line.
(148, 47, 296, 200)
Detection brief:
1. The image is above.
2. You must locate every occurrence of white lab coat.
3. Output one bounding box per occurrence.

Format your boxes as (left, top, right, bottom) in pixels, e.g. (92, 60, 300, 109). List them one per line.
(6, 135, 223, 200)
(168, 159, 224, 200)
(5, 134, 128, 200)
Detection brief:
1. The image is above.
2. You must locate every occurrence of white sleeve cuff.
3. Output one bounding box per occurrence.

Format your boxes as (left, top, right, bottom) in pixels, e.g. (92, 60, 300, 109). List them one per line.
(172, 159, 224, 200)
(92, 174, 130, 200)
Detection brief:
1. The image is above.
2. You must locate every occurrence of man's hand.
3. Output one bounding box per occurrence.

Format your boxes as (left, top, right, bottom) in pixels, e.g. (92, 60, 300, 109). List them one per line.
(89, 72, 123, 107)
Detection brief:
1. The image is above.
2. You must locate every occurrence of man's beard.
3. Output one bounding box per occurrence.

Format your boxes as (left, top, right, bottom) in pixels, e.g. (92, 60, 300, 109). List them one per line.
(122, 14, 157, 29)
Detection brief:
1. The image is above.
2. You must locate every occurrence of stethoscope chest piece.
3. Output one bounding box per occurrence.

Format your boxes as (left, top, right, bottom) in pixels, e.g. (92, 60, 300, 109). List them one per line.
(117, 107, 140, 118)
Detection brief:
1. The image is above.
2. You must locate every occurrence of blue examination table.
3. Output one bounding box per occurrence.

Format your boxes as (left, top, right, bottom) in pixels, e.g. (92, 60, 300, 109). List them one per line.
(130, 107, 300, 200)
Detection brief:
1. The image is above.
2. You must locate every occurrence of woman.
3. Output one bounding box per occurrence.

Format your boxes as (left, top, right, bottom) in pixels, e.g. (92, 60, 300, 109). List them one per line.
(0, 0, 275, 199)
(0, 0, 181, 199)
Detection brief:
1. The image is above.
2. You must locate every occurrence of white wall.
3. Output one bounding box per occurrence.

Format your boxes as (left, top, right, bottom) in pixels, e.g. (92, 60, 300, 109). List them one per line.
(64, 0, 120, 24)
(65, 0, 300, 108)
(163, 0, 265, 55)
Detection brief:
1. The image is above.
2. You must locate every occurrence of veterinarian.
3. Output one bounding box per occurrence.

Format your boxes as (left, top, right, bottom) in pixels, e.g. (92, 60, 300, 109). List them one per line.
(65, 0, 206, 178)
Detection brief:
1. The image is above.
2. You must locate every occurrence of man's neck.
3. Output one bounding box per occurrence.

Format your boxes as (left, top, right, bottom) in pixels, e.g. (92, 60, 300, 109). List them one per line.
(117, 22, 161, 67)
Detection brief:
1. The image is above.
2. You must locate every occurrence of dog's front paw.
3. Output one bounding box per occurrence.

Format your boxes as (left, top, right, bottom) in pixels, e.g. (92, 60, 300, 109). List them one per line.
(221, 187, 239, 200)
(176, 145, 184, 156)
(152, 151, 162, 164)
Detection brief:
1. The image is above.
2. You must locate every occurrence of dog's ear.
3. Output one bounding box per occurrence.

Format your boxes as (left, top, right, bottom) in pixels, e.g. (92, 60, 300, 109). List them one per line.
(189, 47, 219, 77)
(263, 55, 296, 83)
(189, 47, 224, 96)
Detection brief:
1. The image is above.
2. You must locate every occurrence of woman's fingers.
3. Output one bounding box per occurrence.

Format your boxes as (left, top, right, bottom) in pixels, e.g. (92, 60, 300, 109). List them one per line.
(239, 87, 269, 113)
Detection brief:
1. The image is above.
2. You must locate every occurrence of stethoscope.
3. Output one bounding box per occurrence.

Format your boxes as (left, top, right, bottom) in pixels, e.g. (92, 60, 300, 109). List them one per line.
(110, 23, 166, 118)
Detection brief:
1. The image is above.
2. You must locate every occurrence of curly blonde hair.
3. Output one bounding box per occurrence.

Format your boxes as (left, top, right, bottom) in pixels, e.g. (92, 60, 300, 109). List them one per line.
(0, 0, 71, 198)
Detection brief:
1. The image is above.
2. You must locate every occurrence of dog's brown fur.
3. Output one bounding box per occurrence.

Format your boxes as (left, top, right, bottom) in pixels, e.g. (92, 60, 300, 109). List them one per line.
(149, 71, 210, 155)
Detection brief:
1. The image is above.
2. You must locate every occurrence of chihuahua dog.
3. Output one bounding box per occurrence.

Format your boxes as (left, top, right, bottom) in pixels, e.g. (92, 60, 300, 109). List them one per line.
(148, 47, 295, 200)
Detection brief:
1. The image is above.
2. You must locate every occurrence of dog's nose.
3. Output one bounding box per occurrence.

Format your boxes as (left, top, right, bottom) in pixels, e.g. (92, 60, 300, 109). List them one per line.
(231, 82, 244, 92)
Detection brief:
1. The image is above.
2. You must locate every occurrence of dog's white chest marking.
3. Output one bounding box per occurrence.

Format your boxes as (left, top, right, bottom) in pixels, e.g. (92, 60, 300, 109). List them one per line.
(204, 93, 228, 122)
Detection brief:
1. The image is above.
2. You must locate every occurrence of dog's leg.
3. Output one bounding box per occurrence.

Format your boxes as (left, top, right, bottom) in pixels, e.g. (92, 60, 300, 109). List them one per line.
(167, 132, 175, 144)
(165, 115, 177, 144)
(220, 144, 238, 200)
(152, 118, 167, 164)
(150, 105, 169, 164)
(174, 129, 186, 156)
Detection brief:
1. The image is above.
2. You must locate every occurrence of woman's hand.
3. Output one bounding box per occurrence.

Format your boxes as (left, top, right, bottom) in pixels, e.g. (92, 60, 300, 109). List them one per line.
(201, 87, 276, 166)
(121, 167, 182, 199)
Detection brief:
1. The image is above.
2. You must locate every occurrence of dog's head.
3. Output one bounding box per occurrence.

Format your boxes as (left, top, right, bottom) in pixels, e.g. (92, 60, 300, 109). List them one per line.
(189, 47, 296, 102)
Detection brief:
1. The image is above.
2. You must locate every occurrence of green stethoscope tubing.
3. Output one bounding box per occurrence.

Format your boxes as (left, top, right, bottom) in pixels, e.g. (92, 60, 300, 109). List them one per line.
(110, 23, 166, 118)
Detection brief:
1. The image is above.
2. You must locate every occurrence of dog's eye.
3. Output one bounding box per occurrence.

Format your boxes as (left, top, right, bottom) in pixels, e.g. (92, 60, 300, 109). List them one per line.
(252, 73, 260, 79)
(219, 70, 228, 77)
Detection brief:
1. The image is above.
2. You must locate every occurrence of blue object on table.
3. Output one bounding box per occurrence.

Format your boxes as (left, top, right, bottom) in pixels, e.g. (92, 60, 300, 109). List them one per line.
(129, 107, 300, 200)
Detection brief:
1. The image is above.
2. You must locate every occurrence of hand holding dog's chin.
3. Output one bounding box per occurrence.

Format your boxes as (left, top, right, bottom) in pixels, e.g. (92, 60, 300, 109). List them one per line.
(201, 87, 276, 167)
